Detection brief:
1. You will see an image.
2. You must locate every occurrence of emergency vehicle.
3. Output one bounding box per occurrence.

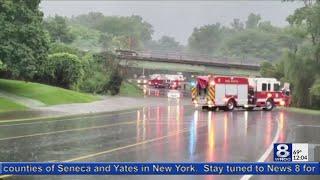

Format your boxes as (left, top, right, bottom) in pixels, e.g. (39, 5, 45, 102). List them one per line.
(191, 75, 291, 111)
(148, 74, 167, 88)
(165, 74, 186, 89)
(148, 74, 186, 89)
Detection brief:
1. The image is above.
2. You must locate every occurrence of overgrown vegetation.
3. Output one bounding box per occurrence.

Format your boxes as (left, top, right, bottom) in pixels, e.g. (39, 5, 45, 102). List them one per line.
(80, 52, 123, 95)
(260, 1, 320, 109)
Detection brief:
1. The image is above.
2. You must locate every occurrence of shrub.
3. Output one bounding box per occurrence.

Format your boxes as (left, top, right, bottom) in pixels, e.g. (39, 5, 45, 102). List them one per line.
(44, 53, 84, 89)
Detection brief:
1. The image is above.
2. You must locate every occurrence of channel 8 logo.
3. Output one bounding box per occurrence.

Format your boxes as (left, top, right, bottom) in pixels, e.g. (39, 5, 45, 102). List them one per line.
(273, 143, 292, 162)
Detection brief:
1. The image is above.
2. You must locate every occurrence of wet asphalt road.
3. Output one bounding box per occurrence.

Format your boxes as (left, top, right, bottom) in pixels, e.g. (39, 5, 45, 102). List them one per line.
(0, 98, 319, 180)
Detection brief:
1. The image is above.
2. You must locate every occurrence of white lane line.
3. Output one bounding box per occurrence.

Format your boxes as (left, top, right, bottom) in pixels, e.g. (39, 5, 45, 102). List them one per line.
(0, 111, 136, 127)
(0, 121, 136, 141)
(296, 125, 320, 127)
(240, 118, 281, 180)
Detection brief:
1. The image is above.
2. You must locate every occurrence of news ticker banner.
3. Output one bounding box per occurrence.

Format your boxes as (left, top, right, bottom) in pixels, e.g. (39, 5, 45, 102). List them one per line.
(0, 162, 319, 175)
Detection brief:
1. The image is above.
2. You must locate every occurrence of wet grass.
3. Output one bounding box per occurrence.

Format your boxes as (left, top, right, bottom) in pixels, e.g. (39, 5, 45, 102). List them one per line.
(0, 79, 100, 105)
(120, 82, 143, 97)
(0, 97, 26, 112)
(285, 107, 320, 115)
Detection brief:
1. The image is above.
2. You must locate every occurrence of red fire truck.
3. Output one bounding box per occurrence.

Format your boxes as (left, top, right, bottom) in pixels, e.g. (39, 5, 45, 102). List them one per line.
(166, 74, 186, 89)
(191, 75, 291, 111)
(148, 74, 167, 88)
(148, 74, 186, 89)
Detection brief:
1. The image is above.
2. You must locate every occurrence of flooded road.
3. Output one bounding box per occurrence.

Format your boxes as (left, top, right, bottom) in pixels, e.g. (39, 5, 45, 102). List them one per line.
(0, 99, 319, 180)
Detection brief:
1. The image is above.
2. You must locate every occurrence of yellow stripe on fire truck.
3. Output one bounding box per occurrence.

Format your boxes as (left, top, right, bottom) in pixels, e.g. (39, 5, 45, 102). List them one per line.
(191, 87, 197, 98)
(208, 86, 215, 101)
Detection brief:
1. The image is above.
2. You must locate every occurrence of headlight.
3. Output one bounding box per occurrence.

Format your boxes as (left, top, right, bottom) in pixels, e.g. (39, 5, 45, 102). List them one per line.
(280, 101, 285, 106)
(137, 80, 141, 83)
(143, 80, 147, 83)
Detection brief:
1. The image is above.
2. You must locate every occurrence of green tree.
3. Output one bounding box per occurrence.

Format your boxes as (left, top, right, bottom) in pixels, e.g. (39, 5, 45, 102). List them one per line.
(72, 14, 153, 50)
(79, 53, 110, 94)
(107, 70, 123, 95)
(79, 52, 123, 95)
(245, 13, 261, 29)
(230, 18, 244, 31)
(145, 36, 182, 51)
(260, 62, 277, 77)
(99, 33, 113, 51)
(310, 78, 320, 97)
(43, 15, 75, 43)
(281, 50, 317, 107)
(157, 36, 181, 51)
(0, 0, 49, 80)
(287, 2, 320, 62)
(49, 42, 82, 56)
(0, 60, 5, 71)
(69, 24, 102, 52)
(274, 2, 320, 108)
(258, 21, 279, 32)
(71, 12, 105, 29)
(188, 23, 224, 55)
(222, 29, 280, 60)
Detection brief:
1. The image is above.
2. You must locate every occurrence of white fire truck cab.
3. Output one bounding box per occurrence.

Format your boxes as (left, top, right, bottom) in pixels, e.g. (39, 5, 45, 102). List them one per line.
(191, 75, 291, 111)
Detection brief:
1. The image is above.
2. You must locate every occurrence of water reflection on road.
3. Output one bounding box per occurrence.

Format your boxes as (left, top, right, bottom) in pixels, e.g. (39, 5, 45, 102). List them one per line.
(2, 98, 319, 180)
(132, 100, 284, 163)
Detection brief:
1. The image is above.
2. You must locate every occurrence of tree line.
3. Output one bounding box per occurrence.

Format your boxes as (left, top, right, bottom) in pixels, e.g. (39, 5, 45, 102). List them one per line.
(260, 1, 320, 109)
(0, 1, 124, 95)
(0, 0, 319, 108)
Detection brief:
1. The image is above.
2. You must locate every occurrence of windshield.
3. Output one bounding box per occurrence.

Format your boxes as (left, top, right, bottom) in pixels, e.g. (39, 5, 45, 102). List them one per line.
(274, 83, 280, 91)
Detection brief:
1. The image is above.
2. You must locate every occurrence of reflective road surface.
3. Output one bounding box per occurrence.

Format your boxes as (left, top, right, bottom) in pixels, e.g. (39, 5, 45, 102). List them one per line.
(0, 99, 319, 180)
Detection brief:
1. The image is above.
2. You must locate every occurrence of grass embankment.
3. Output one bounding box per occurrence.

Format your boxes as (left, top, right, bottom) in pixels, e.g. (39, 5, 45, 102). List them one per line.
(0, 79, 99, 105)
(285, 107, 320, 115)
(0, 97, 27, 112)
(119, 82, 143, 97)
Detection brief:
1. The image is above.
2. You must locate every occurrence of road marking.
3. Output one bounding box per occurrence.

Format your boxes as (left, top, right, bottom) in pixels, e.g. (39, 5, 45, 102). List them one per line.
(0, 110, 137, 127)
(240, 118, 281, 180)
(0, 111, 136, 127)
(0, 121, 136, 141)
(64, 127, 191, 162)
(0, 175, 12, 179)
(296, 124, 320, 127)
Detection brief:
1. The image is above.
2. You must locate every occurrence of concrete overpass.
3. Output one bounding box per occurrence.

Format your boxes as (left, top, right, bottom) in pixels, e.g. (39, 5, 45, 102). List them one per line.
(117, 50, 261, 71)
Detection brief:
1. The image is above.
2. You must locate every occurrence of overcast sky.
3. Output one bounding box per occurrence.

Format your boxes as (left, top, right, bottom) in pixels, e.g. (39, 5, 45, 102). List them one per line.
(40, 1, 304, 45)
